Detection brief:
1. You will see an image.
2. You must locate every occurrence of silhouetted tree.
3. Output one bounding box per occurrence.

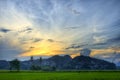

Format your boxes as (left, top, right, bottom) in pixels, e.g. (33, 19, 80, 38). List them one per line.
(30, 56, 34, 70)
(9, 59, 20, 71)
(30, 56, 34, 66)
(30, 56, 42, 70)
(30, 56, 33, 62)
(39, 57, 42, 66)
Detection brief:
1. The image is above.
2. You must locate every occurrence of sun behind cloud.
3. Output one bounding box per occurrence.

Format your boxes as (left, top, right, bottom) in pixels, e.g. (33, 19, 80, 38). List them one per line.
(19, 40, 65, 57)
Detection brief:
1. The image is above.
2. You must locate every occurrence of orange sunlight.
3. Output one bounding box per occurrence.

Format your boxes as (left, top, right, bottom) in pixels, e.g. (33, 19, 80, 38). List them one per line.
(90, 48, 120, 57)
(19, 40, 65, 57)
(70, 53, 80, 58)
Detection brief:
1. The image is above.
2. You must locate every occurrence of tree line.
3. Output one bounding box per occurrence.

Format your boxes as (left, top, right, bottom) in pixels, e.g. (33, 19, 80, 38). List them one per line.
(9, 56, 56, 71)
(9, 56, 43, 71)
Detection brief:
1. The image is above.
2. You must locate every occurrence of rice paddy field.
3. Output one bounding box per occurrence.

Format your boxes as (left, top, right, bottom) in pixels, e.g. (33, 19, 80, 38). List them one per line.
(0, 70, 120, 80)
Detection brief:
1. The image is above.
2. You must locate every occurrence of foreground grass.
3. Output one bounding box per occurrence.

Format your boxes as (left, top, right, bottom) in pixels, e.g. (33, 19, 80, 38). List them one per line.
(0, 71, 120, 80)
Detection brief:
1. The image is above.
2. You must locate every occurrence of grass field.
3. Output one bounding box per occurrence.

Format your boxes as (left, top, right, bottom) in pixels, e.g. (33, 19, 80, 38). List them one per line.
(0, 71, 120, 80)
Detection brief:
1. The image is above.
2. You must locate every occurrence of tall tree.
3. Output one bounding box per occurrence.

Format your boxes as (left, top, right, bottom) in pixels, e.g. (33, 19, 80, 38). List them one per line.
(39, 57, 42, 65)
(39, 57, 42, 70)
(30, 56, 35, 70)
(30, 56, 33, 62)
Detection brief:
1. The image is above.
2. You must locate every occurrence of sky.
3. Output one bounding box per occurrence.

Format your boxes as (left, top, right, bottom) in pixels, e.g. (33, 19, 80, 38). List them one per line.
(0, 0, 120, 63)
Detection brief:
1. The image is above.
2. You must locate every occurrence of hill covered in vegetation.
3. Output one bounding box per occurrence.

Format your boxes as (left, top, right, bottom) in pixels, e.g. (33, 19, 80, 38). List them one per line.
(0, 55, 116, 70)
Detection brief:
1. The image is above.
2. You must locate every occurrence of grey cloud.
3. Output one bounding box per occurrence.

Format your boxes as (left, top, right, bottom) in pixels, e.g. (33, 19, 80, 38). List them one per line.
(66, 45, 82, 49)
(93, 43, 107, 46)
(47, 39, 64, 43)
(29, 46, 35, 49)
(0, 40, 23, 60)
(66, 42, 108, 50)
(19, 27, 33, 33)
(64, 26, 80, 30)
(108, 36, 120, 42)
(0, 28, 11, 33)
(80, 48, 91, 56)
(66, 43, 89, 50)
(32, 38, 43, 43)
(71, 9, 81, 15)
(18, 37, 43, 44)
(93, 52, 120, 63)
(47, 39, 54, 42)
(26, 27, 33, 31)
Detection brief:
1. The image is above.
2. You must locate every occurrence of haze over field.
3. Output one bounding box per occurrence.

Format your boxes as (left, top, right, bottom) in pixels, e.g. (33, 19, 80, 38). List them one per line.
(0, 0, 120, 65)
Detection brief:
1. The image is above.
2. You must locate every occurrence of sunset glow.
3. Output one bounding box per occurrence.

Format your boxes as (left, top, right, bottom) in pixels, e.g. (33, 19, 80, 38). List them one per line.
(0, 0, 120, 63)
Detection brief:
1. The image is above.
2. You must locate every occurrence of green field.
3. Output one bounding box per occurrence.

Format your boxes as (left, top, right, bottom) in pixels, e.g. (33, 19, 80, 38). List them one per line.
(0, 71, 120, 80)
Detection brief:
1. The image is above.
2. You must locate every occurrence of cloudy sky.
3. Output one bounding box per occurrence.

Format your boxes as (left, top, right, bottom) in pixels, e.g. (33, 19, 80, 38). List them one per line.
(0, 0, 120, 63)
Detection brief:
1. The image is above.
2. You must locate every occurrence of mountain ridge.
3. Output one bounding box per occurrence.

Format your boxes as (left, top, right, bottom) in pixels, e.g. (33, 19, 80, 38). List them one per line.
(0, 55, 117, 70)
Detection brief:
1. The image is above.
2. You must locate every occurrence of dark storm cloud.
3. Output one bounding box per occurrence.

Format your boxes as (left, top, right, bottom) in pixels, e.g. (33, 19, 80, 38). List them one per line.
(0, 28, 11, 33)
